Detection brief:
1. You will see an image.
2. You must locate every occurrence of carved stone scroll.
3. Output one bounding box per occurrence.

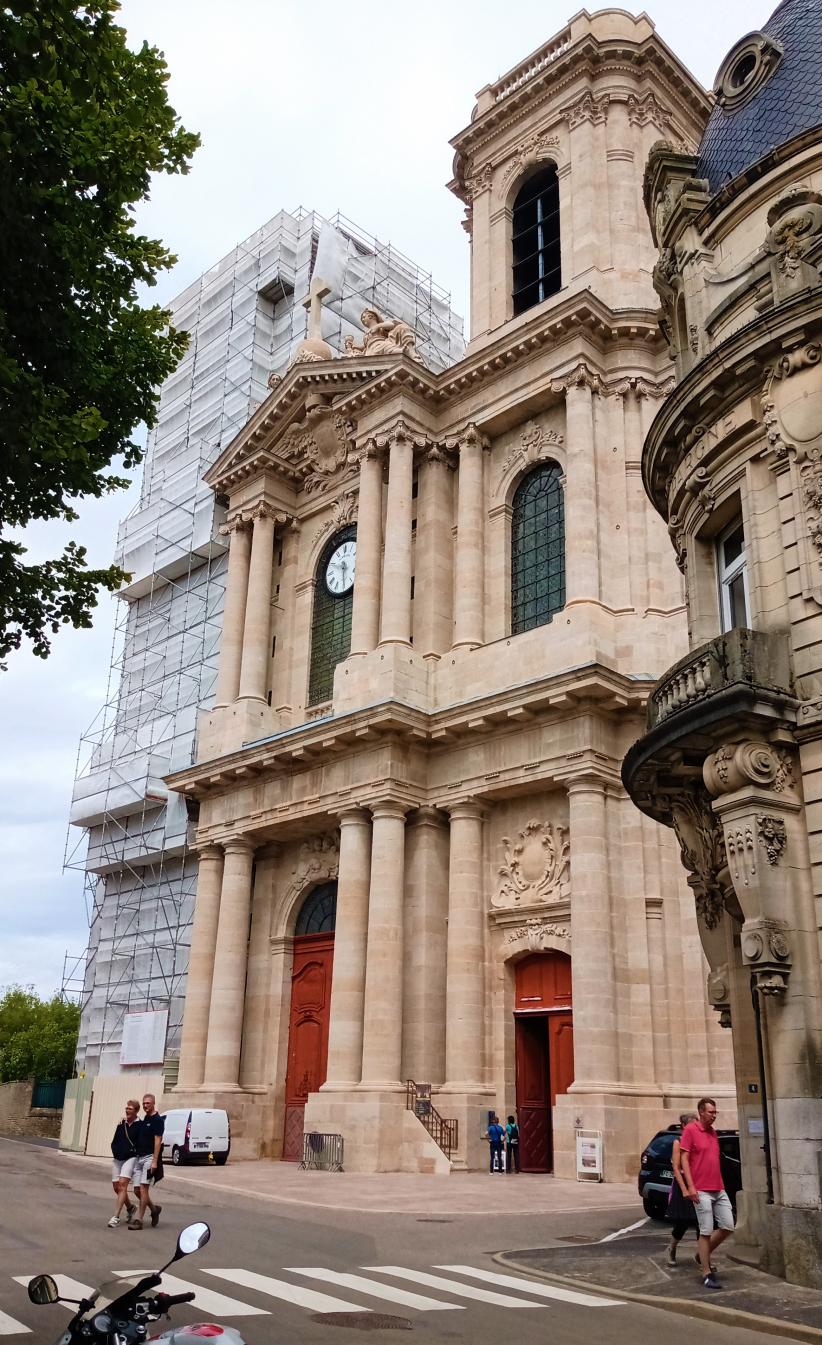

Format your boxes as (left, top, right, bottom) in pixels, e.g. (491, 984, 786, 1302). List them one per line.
(493, 820, 570, 909)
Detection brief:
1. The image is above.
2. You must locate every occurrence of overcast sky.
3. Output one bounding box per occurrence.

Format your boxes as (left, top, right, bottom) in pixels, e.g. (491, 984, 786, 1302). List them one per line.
(0, 0, 773, 998)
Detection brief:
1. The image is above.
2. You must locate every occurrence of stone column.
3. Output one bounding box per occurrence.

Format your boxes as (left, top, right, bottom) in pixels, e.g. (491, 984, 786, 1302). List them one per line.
(238, 503, 278, 702)
(402, 806, 449, 1084)
(565, 777, 618, 1086)
(176, 845, 224, 1089)
(213, 519, 251, 708)
(379, 428, 414, 647)
(414, 446, 453, 658)
(563, 373, 599, 602)
(324, 808, 372, 1088)
(443, 800, 486, 1090)
(606, 101, 638, 278)
(350, 444, 383, 655)
(452, 426, 486, 650)
(360, 802, 407, 1087)
(273, 522, 300, 716)
(240, 849, 278, 1089)
(203, 838, 255, 1089)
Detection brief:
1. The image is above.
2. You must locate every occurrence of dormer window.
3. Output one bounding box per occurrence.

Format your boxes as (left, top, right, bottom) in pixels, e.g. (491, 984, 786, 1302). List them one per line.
(512, 165, 561, 316)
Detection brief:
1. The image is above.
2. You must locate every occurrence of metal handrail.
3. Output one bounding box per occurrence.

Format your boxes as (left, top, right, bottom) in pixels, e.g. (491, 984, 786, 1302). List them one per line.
(405, 1080, 459, 1160)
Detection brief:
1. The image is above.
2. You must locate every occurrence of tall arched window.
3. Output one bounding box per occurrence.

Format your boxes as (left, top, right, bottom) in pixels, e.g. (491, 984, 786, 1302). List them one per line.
(295, 881, 337, 936)
(512, 165, 561, 316)
(308, 525, 356, 705)
(511, 464, 565, 634)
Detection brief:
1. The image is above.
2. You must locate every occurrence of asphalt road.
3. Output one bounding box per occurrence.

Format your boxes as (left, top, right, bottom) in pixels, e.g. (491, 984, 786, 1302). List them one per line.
(0, 1137, 789, 1345)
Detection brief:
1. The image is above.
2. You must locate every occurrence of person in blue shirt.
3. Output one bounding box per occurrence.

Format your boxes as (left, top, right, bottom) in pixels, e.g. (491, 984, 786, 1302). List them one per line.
(487, 1115, 506, 1173)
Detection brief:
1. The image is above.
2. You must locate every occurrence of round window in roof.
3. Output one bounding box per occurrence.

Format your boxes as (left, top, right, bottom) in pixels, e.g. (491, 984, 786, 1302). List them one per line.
(714, 31, 783, 113)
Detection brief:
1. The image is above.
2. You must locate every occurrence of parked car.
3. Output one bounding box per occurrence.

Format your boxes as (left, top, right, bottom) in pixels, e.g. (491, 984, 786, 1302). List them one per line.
(638, 1125, 741, 1219)
(161, 1107, 230, 1166)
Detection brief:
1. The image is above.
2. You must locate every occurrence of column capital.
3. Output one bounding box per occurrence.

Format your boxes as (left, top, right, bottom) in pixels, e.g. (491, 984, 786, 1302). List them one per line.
(223, 836, 256, 856)
(195, 843, 224, 862)
(445, 422, 490, 453)
(337, 805, 372, 827)
(248, 500, 287, 526)
(411, 804, 449, 829)
(550, 362, 605, 397)
(447, 797, 485, 821)
(422, 443, 456, 470)
(219, 514, 251, 537)
(562, 772, 609, 797)
(370, 799, 409, 822)
(356, 438, 385, 464)
(374, 417, 429, 453)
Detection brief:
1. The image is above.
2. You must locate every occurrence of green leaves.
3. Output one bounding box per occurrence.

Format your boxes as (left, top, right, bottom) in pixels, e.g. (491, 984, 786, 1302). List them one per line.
(0, 0, 199, 659)
(0, 987, 81, 1082)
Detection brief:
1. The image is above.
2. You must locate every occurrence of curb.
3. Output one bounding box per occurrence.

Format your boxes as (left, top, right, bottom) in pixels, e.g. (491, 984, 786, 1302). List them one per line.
(494, 1252, 822, 1343)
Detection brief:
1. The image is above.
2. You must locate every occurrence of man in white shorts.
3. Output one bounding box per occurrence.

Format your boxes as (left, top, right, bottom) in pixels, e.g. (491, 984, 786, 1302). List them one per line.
(109, 1099, 140, 1227)
(129, 1093, 165, 1230)
(680, 1096, 735, 1289)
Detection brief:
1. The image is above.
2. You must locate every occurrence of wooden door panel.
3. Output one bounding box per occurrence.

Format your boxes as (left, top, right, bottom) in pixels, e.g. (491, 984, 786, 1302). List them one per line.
(516, 1016, 551, 1172)
(549, 1013, 575, 1103)
(283, 933, 334, 1161)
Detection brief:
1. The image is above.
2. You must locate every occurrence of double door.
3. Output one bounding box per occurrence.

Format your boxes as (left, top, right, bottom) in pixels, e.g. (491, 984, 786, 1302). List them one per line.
(282, 932, 334, 1161)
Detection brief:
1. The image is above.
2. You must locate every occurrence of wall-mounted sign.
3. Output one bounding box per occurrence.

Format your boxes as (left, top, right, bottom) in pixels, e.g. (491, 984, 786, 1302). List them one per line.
(120, 1009, 168, 1066)
(575, 1129, 603, 1181)
(748, 1116, 765, 1136)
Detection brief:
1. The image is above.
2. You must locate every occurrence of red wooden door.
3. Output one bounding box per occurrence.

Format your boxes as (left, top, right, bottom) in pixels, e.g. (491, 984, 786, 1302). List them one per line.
(282, 933, 334, 1161)
(514, 952, 574, 1173)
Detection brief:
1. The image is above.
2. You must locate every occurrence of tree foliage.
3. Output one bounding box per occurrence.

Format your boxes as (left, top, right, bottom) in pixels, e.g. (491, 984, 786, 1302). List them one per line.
(0, 0, 199, 660)
(0, 986, 81, 1081)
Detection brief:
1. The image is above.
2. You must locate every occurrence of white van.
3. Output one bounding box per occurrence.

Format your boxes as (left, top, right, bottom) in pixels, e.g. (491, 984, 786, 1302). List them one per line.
(161, 1108, 230, 1166)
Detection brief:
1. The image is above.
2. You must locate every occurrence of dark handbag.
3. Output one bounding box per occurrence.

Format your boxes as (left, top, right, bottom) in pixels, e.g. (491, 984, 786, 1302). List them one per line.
(153, 1153, 165, 1185)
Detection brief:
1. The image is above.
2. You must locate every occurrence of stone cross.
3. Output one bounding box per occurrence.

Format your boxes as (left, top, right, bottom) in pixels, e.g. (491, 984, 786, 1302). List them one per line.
(304, 276, 332, 341)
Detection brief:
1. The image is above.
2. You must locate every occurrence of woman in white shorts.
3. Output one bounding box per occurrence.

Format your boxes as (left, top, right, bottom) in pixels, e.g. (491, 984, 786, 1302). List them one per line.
(109, 1100, 141, 1227)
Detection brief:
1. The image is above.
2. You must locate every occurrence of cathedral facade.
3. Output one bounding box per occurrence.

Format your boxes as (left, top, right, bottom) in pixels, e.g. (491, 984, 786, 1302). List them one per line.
(168, 9, 732, 1180)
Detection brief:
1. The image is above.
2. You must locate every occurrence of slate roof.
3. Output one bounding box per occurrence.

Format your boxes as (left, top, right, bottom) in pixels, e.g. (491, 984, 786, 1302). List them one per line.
(697, 0, 822, 193)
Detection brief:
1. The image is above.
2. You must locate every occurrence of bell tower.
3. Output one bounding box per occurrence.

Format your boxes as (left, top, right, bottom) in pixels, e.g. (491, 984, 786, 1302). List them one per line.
(448, 9, 708, 344)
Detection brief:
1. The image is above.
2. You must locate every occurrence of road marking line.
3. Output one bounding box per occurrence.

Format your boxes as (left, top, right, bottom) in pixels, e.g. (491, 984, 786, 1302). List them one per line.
(12, 1275, 95, 1310)
(599, 1216, 649, 1242)
(0, 1308, 31, 1336)
(112, 1271, 268, 1318)
(434, 1265, 624, 1307)
(362, 1266, 543, 1307)
(286, 1268, 462, 1312)
(204, 1269, 367, 1315)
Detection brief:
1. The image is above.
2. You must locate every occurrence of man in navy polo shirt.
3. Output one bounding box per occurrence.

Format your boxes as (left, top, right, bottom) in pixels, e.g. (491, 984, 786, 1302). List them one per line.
(128, 1093, 165, 1230)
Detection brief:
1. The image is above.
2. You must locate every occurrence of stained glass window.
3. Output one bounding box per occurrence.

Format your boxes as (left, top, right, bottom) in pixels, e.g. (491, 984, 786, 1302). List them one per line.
(295, 881, 337, 936)
(308, 526, 356, 706)
(512, 165, 561, 316)
(511, 464, 565, 634)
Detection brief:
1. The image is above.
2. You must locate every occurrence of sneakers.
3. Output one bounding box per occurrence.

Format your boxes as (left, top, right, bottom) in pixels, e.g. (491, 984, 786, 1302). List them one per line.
(127, 1218, 143, 1230)
(666, 1246, 678, 1267)
(107, 1215, 120, 1228)
(703, 1274, 723, 1290)
(150, 1204, 162, 1228)
(695, 1253, 718, 1274)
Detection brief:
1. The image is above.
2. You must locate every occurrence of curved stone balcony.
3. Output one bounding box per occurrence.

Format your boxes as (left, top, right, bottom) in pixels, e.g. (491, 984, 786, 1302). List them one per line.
(648, 628, 793, 731)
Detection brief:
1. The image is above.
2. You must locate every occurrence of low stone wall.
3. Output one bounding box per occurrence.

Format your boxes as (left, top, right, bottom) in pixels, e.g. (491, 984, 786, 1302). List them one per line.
(0, 1079, 62, 1140)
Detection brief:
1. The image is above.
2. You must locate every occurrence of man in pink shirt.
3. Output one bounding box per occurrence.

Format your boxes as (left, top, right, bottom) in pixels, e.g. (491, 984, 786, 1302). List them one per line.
(680, 1096, 735, 1289)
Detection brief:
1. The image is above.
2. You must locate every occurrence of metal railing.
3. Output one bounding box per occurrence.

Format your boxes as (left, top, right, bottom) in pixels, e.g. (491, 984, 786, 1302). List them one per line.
(405, 1080, 459, 1160)
(299, 1130, 344, 1172)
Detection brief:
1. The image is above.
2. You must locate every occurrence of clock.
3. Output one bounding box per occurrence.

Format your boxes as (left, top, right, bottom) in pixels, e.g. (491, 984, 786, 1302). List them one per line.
(325, 539, 356, 595)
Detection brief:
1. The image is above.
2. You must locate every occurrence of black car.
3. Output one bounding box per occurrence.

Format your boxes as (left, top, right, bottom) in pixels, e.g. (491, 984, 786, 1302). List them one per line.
(638, 1125, 742, 1219)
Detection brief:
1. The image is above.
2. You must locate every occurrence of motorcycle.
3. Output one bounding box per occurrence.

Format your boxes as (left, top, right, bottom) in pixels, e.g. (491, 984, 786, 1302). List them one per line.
(26, 1221, 245, 1343)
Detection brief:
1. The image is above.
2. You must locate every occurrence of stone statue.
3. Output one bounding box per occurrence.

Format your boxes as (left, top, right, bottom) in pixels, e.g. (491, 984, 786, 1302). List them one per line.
(343, 307, 423, 363)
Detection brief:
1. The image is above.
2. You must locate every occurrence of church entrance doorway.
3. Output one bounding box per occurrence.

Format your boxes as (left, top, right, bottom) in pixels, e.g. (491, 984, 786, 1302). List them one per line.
(282, 881, 337, 1161)
(514, 950, 573, 1173)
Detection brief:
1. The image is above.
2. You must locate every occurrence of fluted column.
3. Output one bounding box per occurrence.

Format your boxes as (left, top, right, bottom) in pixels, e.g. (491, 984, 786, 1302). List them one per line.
(238, 503, 278, 702)
(360, 802, 407, 1087)
(563, 371, 599, 602)
(414, 446, 453, 658)
(213, 519, 251, 707)
(443, 800, 486, 1090)
(177, 845, 224, 1089)
(203, 838, 255, 1089)
(350, 444, 384, 655)
(379, 427, 414, 646)
(452, 426, 486, 649)
(566, 777, 618, 1087)
(324, 808, 373, 1087)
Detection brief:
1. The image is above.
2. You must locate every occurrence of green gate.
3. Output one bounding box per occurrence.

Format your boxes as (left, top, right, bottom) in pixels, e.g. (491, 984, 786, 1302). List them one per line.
(31, 1078, 66, 1109)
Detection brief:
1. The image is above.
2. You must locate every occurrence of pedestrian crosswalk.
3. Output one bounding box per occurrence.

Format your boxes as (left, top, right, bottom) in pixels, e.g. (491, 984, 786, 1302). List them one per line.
(0, 1261, 621, 1335)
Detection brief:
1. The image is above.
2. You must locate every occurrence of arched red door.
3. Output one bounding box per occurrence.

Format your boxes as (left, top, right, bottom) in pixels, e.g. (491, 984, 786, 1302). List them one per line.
(514, 951, 573, 1173)
(282, 883, 336, 1161)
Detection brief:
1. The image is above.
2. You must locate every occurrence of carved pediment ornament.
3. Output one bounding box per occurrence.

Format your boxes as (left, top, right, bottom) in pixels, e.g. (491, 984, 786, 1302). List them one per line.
(310, 490, 357, 550)
(277, 405, 354, 495)
(280, 834, 339, 924)
(493, 819, 570, 909)
(495, 420, 564, 493)
(342, 307, 423, 364)
(505, 918, 570, 950)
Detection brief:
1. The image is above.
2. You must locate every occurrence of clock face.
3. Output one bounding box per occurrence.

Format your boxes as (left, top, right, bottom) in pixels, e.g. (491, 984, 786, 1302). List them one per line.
(325, 539, 356, 595)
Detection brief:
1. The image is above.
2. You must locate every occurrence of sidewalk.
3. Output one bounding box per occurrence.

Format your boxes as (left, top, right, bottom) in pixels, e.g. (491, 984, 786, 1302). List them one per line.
(58, 1149, 639, 1215)
(499, 1227, 822, 1341)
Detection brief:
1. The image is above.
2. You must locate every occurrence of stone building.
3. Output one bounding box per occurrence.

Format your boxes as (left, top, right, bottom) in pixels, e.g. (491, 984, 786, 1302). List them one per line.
(623, 0, 822, 1287)
(168, 9, 733, 1179)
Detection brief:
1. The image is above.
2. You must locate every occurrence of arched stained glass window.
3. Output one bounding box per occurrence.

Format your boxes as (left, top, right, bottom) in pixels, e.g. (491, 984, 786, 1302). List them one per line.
(511, 464, 565, 634)
(512, 165, 561, 316)
(295, 881, 338, 936)
(308, 525, 356, 706)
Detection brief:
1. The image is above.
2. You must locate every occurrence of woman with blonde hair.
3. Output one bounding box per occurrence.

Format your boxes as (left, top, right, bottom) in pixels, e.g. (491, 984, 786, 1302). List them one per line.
(108, 1098, 140, 1227)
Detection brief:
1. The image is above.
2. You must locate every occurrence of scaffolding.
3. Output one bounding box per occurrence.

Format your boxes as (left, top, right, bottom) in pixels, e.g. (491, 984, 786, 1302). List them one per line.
(66, 207, 464, 1077)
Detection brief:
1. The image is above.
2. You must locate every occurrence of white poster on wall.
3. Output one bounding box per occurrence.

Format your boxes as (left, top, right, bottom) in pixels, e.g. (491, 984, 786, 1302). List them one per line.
(120, 1010, 168, 1066)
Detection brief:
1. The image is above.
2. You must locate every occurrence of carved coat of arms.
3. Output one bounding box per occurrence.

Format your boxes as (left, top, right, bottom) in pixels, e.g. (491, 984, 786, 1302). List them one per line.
(493, 820, 570, 909)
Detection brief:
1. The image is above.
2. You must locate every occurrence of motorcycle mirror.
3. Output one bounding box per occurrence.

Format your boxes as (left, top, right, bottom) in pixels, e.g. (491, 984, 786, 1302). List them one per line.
(28, 1275, 60, 1305)
(174, 1222, 211, 1259)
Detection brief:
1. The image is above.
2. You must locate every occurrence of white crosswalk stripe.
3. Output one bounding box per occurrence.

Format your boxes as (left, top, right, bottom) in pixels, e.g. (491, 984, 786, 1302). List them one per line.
(205, 1268, 372, 1315)
(435, 1264, 624, 1307)
(0, 1308, 30, 1337)
(112, 1271, 268, 1318)
(287, 1268, 463, 1311)
(362, 1265, 544, 1306)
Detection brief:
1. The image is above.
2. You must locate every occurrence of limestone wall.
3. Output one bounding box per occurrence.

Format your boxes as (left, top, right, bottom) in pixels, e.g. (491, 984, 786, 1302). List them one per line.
(0, 1079, 62, 1140)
